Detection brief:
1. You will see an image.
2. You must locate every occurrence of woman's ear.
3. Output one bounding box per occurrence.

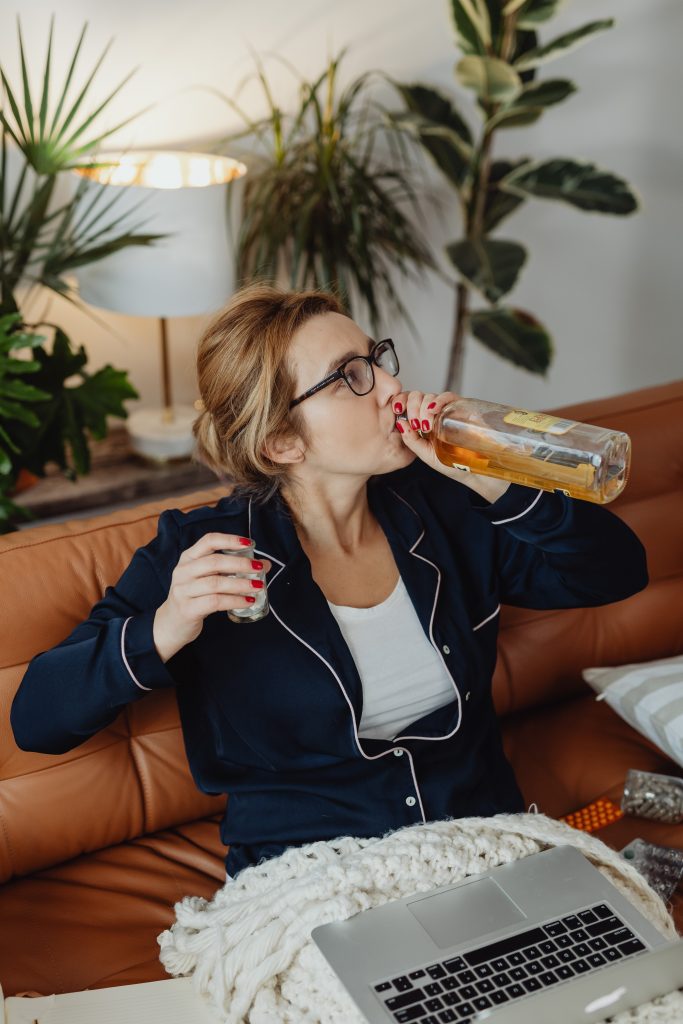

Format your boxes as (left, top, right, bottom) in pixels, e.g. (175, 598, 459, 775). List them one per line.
(262, 431, 305, 466)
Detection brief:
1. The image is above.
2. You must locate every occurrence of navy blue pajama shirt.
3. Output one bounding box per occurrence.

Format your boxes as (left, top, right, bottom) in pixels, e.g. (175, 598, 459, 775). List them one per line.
(10, 458, 648, 879)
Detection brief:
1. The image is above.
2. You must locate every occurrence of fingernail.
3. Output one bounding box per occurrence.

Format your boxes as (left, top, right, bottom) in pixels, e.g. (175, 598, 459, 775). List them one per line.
(251, 579, 264, 589)
(394, 401, 403, 412)
(245, 596, 256, 603)
(239, 537, 252, 546)
(396, 421, 405, 433)
(422, 419, 430, 431)
(251, 560, 263, 570)
(427, 402, 436, 410)
(410, 418, 420, 430)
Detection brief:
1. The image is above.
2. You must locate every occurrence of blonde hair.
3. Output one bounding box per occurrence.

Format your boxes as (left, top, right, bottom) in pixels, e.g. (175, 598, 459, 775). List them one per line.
(192, 281, 348, 506)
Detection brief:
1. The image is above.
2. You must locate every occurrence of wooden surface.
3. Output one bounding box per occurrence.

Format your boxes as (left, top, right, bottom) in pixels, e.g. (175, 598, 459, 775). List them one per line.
(16, 423, 217, 523)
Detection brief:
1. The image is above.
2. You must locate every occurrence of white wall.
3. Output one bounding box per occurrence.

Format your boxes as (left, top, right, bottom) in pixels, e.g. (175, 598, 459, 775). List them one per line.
(4, 0, 682, 424)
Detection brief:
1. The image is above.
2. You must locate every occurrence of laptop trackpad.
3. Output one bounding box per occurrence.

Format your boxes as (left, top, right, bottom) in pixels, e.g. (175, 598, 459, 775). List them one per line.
(407, 877, 526, 949)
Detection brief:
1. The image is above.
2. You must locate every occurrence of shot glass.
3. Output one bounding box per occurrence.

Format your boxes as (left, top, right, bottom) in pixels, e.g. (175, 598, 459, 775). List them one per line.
(219, 540, 270, 623)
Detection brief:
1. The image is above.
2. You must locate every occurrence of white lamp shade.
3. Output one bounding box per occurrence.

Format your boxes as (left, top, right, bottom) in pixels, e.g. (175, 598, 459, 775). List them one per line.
(69, 150, 247, 318)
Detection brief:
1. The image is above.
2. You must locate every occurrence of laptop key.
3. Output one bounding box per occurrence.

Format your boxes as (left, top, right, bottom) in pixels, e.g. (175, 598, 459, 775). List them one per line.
(491, 958, 508, 972)
(425, 998, 444, 1012)
(509, 967, 527, 982)
(539, 940, 557, 954)
(525, 961, 543, 975)
(555, 934, 573, 948)
(472, 996, 492, 1011)
(476, 979, 494, 993)
(603, 947, 623, 962)
(490, 990, 509, 1005)
(572, 959, 591, 974)
(586, 916, 622, 938)
(540, 954, 560, 969)
(463, 927, 547, 966)
(523, 945, 542, 959)
(606, 927, 635, 945)
(492, 972, 511, 987)
(558, 949, 576, 963)
(459, 986, 476, 1001)
(574, 943, 591, 958)
(425, 983, 444, 997)
(618, 938, 647, 955)
(587, 952, 607, 968)
(456, 1003, 475, 1018)
(427, 964, 447, 980)
(394, 1006, 427, 1023)
(474, 964, 493, 978)
(593, 903, 613, 919)
(578, 909, 598, 925)
(508, 951, 525, 965)
(392, 976, 415, 992)
(561, 915, 581, 930)
(410, 970, 427, 979)
(441, 977, 459, 991)
(506, 983, 526, 998)
(543, 920, 567, 937)
(523, 977, 542, 993)
(456, 970, 476, 985)
(422, 1018, 439, 1024)
(442, 993, 460, 1006)
(572, 928, 589, 942)
(444, 957, 467, 974)
(386, 989, 425, 1010)
(588, 937, 608, 951)
(556, 965, 574, 980)
(438, 1012, 457, 1023)
(375, 981, 392, 992)
(539, 971, 557, 986)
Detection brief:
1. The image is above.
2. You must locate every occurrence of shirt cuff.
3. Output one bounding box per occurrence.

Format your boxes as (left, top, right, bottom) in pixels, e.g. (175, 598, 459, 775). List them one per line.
(469, 482, 547, 524)
(121, 611, 178, 691)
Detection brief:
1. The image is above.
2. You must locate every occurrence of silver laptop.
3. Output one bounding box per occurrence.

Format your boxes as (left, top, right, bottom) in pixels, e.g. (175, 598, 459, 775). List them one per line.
(311, 844, 683, 1024)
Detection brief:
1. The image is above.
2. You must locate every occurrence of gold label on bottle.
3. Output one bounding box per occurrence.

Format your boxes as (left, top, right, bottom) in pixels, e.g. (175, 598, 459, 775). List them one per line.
(503, 410, 577, 435)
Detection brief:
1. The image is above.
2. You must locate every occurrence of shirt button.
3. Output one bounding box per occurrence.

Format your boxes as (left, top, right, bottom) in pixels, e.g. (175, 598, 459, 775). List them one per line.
(443, 644, 450, 654)
(394, 748, 404, 756)
(405, 796, 416, 807)
(465, 691, 471, 701)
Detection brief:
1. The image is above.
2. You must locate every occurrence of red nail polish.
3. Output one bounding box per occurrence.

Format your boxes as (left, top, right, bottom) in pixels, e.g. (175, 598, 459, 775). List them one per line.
(394, 402, 402, 412)
(251, 560, 263, 570)
(427, 402, 436, 410)
(245, 596, 256, 603)
(410, 418, 420, 430)
(396, 421, 405, 433)
(239, 537, 252, 546)
(422, 420, 430, 431)
(251, 579, 264, 589)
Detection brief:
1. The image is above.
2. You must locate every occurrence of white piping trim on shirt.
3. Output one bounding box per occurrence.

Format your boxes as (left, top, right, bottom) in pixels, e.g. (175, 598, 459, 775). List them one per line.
(388, 489, 463, 747)
(472, 604, 501, 632)
(121, 616, 152, 691)
(490, 488, 543, 525)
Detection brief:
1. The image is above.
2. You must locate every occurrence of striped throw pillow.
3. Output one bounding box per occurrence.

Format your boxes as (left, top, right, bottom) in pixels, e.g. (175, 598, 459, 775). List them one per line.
(582, 654, 683, 769)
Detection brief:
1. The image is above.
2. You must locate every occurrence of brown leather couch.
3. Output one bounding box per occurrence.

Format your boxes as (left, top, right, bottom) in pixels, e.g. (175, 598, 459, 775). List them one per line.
(1, 378, 682, 999)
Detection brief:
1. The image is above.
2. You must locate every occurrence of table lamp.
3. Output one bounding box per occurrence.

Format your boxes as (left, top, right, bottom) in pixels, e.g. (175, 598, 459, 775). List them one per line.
(69, 149, 247, 461)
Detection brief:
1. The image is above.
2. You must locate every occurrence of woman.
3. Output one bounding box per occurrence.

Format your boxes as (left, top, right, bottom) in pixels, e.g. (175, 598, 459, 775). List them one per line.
(10, 283, 649, 882)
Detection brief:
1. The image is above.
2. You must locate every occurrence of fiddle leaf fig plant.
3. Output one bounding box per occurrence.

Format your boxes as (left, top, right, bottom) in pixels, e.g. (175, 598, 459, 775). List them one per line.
(383, 0, 639, 390)
(0, 14, 166, 532)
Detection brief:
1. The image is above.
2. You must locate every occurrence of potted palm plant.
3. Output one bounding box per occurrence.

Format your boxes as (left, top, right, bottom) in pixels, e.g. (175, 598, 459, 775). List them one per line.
(205, 45, 448, 341)
(0, 15, 166, 532)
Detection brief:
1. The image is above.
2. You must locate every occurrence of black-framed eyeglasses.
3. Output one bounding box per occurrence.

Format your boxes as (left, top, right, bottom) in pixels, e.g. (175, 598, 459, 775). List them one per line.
(288, 338, 399, 409)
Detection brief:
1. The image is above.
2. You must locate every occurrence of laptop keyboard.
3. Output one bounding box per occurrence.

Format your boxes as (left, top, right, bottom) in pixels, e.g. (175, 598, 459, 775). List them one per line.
(371, 901, 647, 1023)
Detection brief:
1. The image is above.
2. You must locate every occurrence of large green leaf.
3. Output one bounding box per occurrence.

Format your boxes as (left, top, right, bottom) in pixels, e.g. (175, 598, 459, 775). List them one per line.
(449, 0, 491, 56)
(487, 77, 576, 129)
(507, 0, 568, 29)
(383, 81, 474, 187)
(498, 158, 639, 214)
(482, 158, 530, 233)
(445, 238, 527, 303)
(456, 56, 523, 105)
(514, 19, 614, 72)
(469, 306, 553, 374)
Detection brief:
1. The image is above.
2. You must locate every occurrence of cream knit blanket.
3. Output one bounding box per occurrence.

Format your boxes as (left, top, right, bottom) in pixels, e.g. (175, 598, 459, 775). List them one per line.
(157, 812, 682, 1023)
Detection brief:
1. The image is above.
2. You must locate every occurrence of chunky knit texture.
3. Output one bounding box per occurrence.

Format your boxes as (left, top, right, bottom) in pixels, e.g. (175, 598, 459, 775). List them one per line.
(157, 813, 682, 1023)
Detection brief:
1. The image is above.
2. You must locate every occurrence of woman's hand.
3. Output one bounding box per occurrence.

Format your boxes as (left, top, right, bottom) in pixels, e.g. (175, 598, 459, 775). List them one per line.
(153, 533, 272, 662)
(392, 389, 511, 502)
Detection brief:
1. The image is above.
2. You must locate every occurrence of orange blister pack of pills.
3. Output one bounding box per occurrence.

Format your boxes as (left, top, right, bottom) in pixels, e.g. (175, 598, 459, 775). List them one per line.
(560, 797, 624, 833)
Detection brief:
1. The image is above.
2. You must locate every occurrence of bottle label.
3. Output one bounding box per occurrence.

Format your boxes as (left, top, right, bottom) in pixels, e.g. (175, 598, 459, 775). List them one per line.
(503, 410, 577, 435)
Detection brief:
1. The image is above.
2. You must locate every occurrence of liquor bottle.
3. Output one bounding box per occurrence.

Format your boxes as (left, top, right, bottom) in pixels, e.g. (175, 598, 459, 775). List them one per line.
(431, 397, 631, 504)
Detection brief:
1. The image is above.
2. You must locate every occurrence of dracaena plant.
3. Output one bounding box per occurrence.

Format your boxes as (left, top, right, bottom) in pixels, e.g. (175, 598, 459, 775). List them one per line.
(206, 45, 444, 341)
(0, 14, 167, 532)
(382, 0, 639, 391)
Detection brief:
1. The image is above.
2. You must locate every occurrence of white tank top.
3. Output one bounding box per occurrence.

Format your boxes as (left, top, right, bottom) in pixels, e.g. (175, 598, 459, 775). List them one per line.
(326, 575, 455, 740)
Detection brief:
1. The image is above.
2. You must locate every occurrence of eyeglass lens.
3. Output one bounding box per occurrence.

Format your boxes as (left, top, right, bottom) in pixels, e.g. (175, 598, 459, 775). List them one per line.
(344, 342, 398, 395)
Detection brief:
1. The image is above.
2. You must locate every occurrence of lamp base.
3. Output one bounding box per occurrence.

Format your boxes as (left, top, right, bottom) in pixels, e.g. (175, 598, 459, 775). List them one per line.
(126, 405, 198, 462)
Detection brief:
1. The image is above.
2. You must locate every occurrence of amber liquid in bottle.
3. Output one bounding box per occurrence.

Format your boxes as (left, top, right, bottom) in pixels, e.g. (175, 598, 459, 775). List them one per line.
(431, 398, 631, 504)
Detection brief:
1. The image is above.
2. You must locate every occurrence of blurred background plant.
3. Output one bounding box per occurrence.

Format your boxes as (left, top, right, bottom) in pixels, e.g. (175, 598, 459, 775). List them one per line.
(380, 0, 640, 391)
(0, 14, 166, 532)
(205, 44, 449, 343)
